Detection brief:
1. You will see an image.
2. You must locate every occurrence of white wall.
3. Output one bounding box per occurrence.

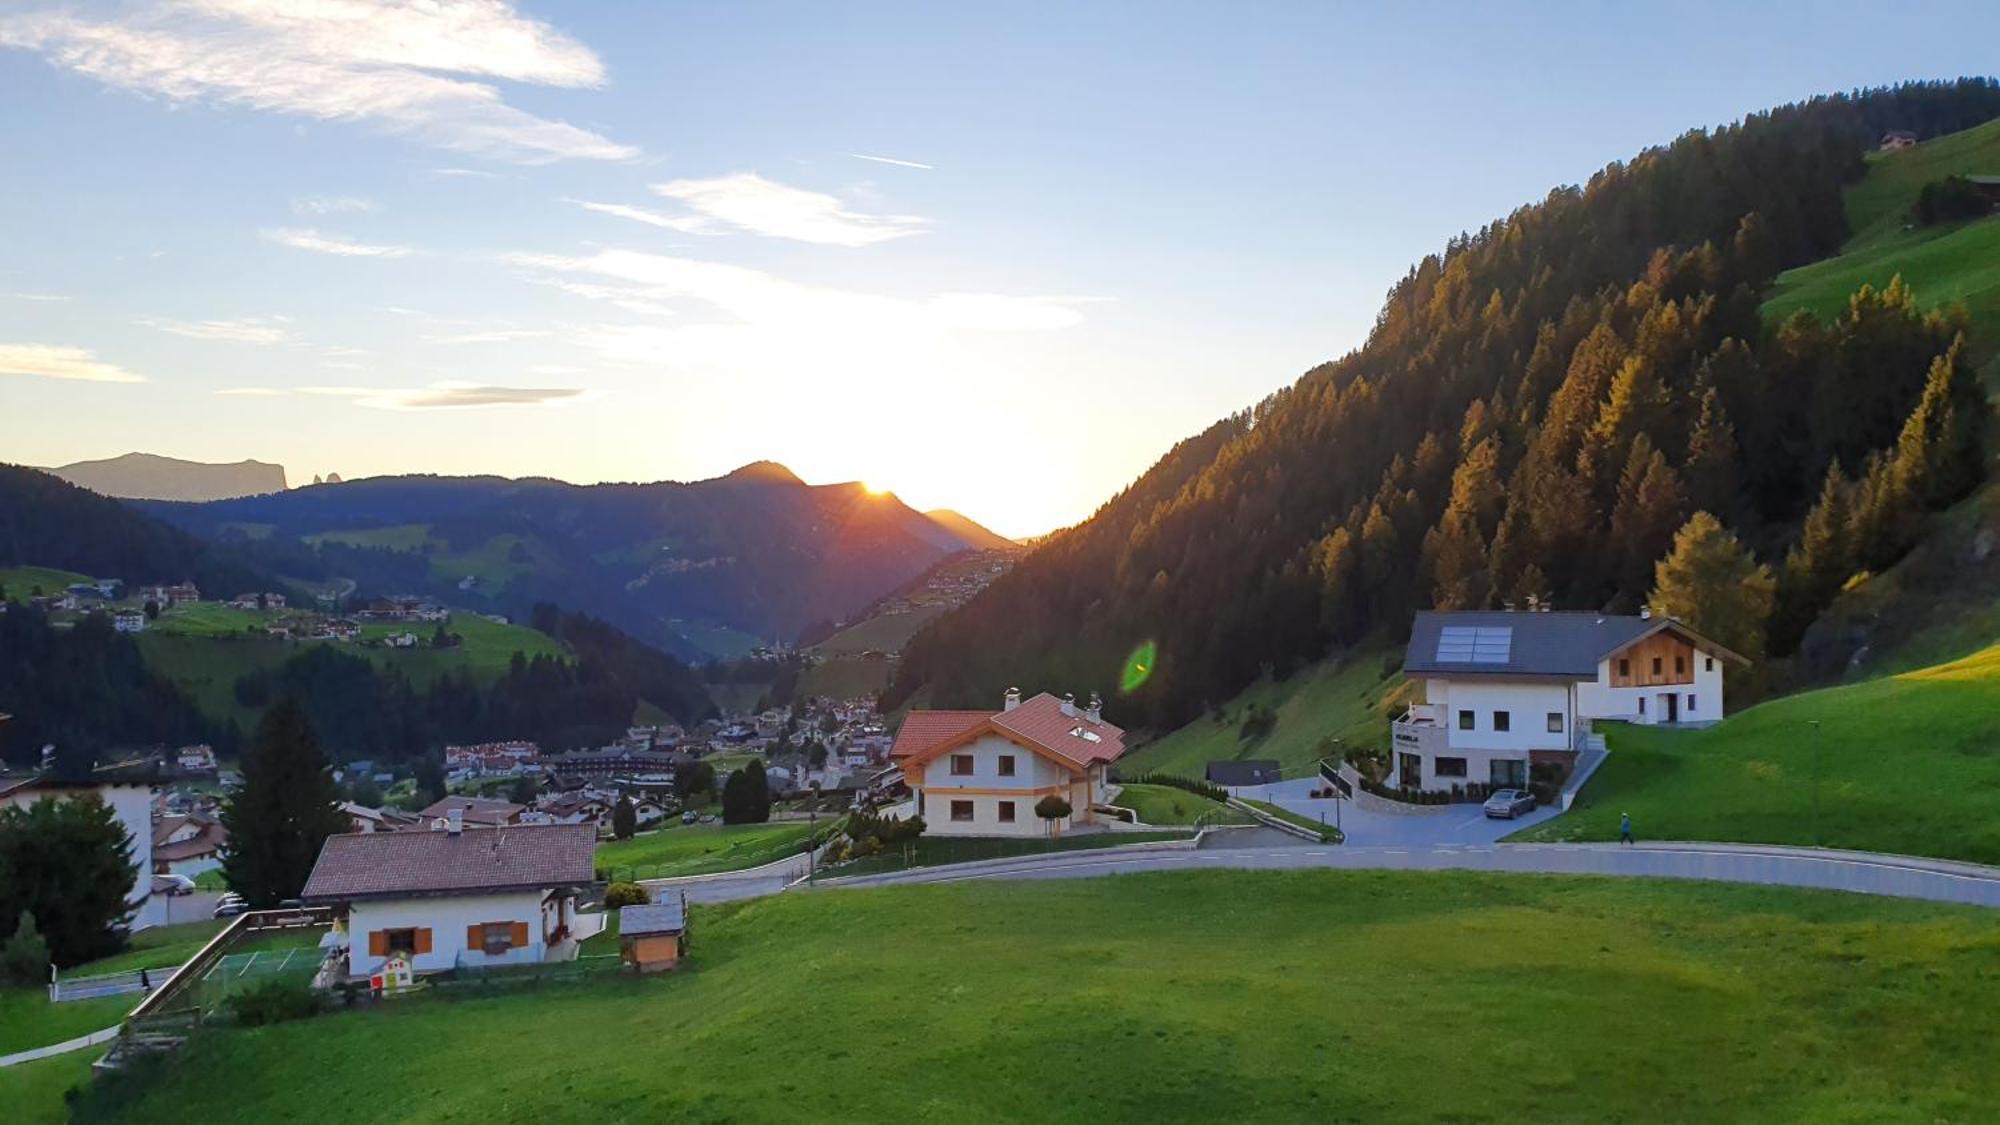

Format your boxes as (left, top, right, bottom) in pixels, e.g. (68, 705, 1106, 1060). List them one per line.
(1422, 678, 1574, 753)
(915, 734, 1082, 837)
(346, 890, 556, 977)
(1576, 651, 1726, 726)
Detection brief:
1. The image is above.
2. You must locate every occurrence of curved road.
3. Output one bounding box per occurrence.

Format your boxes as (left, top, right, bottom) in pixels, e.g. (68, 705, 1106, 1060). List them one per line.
(803, 838, 2000, 909)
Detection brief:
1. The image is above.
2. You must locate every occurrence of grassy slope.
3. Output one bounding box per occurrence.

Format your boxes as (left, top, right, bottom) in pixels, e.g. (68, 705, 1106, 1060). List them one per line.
(798, 657, 893, 701)
(0, 564, 94, 595)
(1516, 641, 2000, 863)
(1763, 117, 2000, 379)
(79, 871, 2000, 1123)
(593, 821, 816, 878)
(1118, 645, 1407, 780)
(813, 604, 946, 655)
(0, 920, 226, 1057)
(4, 1051, 95, 1125)
(1109, 783, 1238, 826)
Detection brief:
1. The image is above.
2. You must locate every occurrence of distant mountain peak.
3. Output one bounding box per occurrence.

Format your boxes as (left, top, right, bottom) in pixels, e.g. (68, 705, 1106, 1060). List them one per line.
(722, 460, 804, 486)
(47, 452, 287, 502)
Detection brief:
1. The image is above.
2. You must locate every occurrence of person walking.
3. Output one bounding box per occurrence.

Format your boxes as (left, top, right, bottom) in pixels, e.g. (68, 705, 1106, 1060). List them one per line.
(1619, 811, 1634, 845)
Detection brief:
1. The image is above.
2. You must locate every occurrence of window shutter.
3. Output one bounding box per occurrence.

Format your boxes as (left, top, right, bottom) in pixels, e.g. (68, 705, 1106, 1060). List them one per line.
(368, 930, 387, 957)
(467, 924, 482, 949)
(415, 927, 433, 954)
(511, 921, 530, 947)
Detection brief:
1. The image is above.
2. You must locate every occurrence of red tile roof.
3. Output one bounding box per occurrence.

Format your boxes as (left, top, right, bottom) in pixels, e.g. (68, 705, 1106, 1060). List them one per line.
(301, 823, 597, 903)
(890, 693, 1126, 770)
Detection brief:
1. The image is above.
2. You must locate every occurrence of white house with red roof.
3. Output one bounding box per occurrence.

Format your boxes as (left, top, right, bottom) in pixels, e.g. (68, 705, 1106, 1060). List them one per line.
(890, 689, 1125, 837)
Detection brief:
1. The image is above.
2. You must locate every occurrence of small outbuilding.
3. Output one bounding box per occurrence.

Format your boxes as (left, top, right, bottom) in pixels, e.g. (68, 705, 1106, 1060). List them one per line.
(1205, 760, 1282, 788)
(619, 896, 688, 973)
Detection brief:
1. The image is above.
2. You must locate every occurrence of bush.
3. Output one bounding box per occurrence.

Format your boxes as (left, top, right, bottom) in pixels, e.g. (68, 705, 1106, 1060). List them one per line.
(1, 910, 49, 986)
(226, 977, 324, 1027)
(1913, 174, 1992, 225)
(603, 882, 650, 909)
(1116, 772, 1228, 803)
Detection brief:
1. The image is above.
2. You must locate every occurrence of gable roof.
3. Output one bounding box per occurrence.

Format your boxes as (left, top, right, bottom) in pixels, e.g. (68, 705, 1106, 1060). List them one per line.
(890, 693, 1126, 773)
(301, 823, 597, 903)
(1403, 610, 1747, 679)
(417, 795, 524, 825)
(620, 899, 686, 936)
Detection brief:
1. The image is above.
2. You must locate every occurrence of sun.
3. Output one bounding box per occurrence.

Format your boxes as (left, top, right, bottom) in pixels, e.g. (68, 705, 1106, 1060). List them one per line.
(863, 480, 891, 496)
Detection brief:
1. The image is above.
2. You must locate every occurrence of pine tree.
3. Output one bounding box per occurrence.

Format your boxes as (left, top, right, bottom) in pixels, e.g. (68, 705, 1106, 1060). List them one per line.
(1683, 384, 1741, 521)
(611, 796, 637, 840)
(1580, 356, 1670, 495)
(1312, 527, 1361, 641)
(1609, 443, 1688, 606)
(1893, 337, 1985, 507)
(1649, 512, 1775, 667)
(0, 797, 133, 966)
(219, 698, 348, 908)
(1773, 462, 1853, 654)
(1423, 510, 1489, 611)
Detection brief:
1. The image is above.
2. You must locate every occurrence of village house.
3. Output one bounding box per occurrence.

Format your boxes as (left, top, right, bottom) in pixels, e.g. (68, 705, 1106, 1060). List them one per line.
(890, 689, 1127, 837)
(175, 744, 218, 775)
(417, 795, 525, 829)
(1, 761, 162, 926)
(1879, 128, 1919, 151)
(113, 610, 146, 634)
(139, 582, 200, 607)
(1390, 609, 1748, 793)
(301, 815, 601, 979)
(152, 812, 227, 878)
(340, 801, 422, 833)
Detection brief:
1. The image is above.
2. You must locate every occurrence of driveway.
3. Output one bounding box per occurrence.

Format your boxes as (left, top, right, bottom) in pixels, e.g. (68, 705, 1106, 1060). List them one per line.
(1227, 776, 1564, 846)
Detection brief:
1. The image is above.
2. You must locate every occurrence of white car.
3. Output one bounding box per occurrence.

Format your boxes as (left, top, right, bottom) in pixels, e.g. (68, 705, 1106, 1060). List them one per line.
(1482, 789, 1537, 819)
(152, 873, 197, 896)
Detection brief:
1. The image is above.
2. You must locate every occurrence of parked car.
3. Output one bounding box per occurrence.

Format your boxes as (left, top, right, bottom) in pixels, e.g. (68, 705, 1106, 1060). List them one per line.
(212, 896, 248, 918)
(152, 873, 197, 896)
(681, 809, 699, 825)
(1482, 789, 1537, 819)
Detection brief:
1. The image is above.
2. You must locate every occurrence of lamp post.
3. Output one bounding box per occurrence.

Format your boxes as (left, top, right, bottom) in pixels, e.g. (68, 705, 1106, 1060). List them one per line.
(1806, 719, 1822, 847)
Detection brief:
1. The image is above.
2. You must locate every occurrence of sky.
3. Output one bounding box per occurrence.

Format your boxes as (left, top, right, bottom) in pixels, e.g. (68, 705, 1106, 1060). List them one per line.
(2, 2, 1997, 539)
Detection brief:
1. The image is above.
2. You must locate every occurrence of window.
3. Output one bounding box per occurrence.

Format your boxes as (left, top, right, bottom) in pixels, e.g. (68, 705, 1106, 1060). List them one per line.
(1434, 757, 1467, 778)
(1618, 658, 1630, 677)
(1675, 656, 1686, 676)
(384, 927, 417, 954)
(1705, 656, 1714, 672)
(1493, 711, 1511, 732)
(950, 754, 974, 776)
(950, 800, 974, 822)
(997, 754, 1016, 777)
(1457, 709, 1474, 730)
(1652, 657, 1663, 675)
(481, 922, 516, 956)
(1687, 694, 1697, 713)
(1547, 712, 1564, 733)
(998, 801, 1016, 823)
(1638, 696, 1647, 715)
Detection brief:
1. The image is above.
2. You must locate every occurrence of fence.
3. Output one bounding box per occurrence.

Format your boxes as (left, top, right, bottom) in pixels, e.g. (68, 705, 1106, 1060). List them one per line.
(49, 964, 183, 1004)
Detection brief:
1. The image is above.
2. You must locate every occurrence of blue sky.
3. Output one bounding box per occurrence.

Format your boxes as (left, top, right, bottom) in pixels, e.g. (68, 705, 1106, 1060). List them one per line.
(2, 1, 1996, 538)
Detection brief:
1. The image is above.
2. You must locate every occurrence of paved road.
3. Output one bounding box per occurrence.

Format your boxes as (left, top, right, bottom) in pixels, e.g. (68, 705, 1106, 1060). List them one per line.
(1228, 776, 1566, 846)
(809, 839, 2000, 909)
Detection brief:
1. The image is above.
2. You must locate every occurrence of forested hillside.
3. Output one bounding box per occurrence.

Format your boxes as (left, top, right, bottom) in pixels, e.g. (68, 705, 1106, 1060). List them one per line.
(890, 79, 2000, 729)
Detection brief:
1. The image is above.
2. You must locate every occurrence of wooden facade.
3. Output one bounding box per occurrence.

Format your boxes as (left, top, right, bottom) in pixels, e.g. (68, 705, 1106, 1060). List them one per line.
(622, 932, 685, 973)
(1609, 632, 1696, 688)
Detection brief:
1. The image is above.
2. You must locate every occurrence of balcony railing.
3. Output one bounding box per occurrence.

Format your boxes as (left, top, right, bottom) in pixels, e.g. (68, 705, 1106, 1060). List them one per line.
(1397, 702, 1445, 727)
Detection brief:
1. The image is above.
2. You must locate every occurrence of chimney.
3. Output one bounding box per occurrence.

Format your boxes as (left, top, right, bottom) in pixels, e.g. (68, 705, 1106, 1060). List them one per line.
(1640, 607, 1652, 621)
(1086, 693, 1103, 723)
(1003, 687, 1022, 712)
(1060, 693, 1077, 718)
(447, 806, 464, 836)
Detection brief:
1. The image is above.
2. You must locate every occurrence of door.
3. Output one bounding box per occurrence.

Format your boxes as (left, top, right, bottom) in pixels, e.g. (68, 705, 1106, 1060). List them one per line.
(1398, 752, 1421, 788)
(1663, 693, 1678, 723)
(1489, 758, 1525, 789)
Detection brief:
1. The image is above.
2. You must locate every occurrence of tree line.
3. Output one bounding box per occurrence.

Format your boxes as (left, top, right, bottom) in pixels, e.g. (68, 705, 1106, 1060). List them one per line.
(889, 79, 2000, 730)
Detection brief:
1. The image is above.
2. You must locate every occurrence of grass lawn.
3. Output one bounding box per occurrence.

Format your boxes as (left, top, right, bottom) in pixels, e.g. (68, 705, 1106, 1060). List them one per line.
(798, 656, 893, 701)
(593, 821, 817, 879)
(813, 604, 946, 655)
(3, 1051, 96, 1124)
(1118, 644, 1407, 779)
(1109, 783, 1243, 826)
(1513, 642, 2000, 863)
(0, 564, 95, 597)
(0, 920, 230, 1058)
(67, 870, 2000, 1123)
(826, 830, 1192, 877)
(148, 602, 269, 638)
(1242, 798, 1342, 842)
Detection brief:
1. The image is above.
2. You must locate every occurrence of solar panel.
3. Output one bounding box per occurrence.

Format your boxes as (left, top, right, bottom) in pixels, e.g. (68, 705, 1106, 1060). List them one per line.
(1436, 625, 1512, 665)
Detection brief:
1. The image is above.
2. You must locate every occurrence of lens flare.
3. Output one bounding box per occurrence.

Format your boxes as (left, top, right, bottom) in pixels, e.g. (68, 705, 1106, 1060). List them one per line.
(1120, 640, 1157, 694)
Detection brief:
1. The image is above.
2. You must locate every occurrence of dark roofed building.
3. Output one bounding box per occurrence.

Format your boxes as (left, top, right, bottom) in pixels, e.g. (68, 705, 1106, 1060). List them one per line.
(416, 795, 525, 829)
(1205, 760, 1283, 788)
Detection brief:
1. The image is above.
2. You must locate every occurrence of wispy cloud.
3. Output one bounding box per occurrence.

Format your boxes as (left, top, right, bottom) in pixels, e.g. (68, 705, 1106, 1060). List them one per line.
(848, 153, 934, 170)
(263, 228, 411, 258)
(429, 167, 506, 179)
(299, 381, 590, 409)
(0, 342, 145, 383)
(140, 315, 291, 344)
(3, 291, 70, 302)
(569, 198, 704, 233)
(0, 1, 636, 163)
(649, 173, 929, 246)
(426, 328, 554, 345)
(215, 386, 284, 396)
(292, 195, 377, 216)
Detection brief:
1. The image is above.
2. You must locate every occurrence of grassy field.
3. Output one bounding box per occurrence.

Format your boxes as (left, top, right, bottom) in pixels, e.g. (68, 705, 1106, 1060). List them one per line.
(1763, 117, 2000, 379)
(813, 604, 946, 655)
(1110, 782, 1241, 826)
(1242, 798, 1341, 841)
(149, 602, 268, 637)
(1515, 641, 2000, 863)
(593, 821, 817, 879)
(0, 920, 225, 1057)
(798, 656, 893, 701)
(0, 564, 95, 597)
(1118, 645, 1407, 780)
(826, 830, 1193, 876)
(4, 1051, 95, 1124)
(302, 524, 434, 551)
(64, 870, 2000, 1123)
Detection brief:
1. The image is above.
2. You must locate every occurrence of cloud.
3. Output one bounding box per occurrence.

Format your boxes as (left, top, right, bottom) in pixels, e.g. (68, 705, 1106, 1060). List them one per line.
(848, 153, 934, 171)
(140, 316, 291, 343)
(0, 1, 636, 163)
(214, 386, 283, 396)
(425, 328, 553, 345)
(3, 291, 70, 302)
(649, 173, 929, 246)
(292, 195, 377, 216)
(299, 381, 589, 409)
(263, 227, 411, 258)
(569, 198, 706, 233)
(0, 342, 145, 383)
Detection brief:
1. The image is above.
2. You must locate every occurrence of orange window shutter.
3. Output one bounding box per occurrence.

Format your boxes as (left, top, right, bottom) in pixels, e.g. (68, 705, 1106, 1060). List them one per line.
(415, 928, 433, 954)
(467, 924, 482, 949)
(511, 921, 530, 947)
(368, 930, 386, 957)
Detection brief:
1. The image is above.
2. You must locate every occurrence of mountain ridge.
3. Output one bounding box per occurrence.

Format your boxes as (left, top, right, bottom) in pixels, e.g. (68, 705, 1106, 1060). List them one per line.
(48, 452, 287, 502)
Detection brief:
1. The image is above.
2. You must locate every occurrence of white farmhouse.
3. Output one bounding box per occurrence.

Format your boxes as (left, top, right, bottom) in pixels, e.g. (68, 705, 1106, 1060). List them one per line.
(890, 689, 1125, 837)
(1393, 609, 1747, 793)
(301, 816, 601, 981)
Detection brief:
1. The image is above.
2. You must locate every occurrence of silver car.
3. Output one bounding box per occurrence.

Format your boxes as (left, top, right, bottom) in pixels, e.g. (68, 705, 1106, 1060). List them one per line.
(1482, 789, 1536, 819)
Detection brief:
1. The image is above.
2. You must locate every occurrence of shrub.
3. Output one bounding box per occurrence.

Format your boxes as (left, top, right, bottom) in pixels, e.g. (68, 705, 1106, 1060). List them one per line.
(226, 977, 324, 1027)
(1913, 174, 1992, 225)
(1, 910, 49, 986)
(1117, 772, 1228, 803)
(603, 882, 650, 909)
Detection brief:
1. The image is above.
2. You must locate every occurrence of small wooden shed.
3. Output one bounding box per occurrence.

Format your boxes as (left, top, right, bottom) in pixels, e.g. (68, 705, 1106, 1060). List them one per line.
(619, 896, 688, 973)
